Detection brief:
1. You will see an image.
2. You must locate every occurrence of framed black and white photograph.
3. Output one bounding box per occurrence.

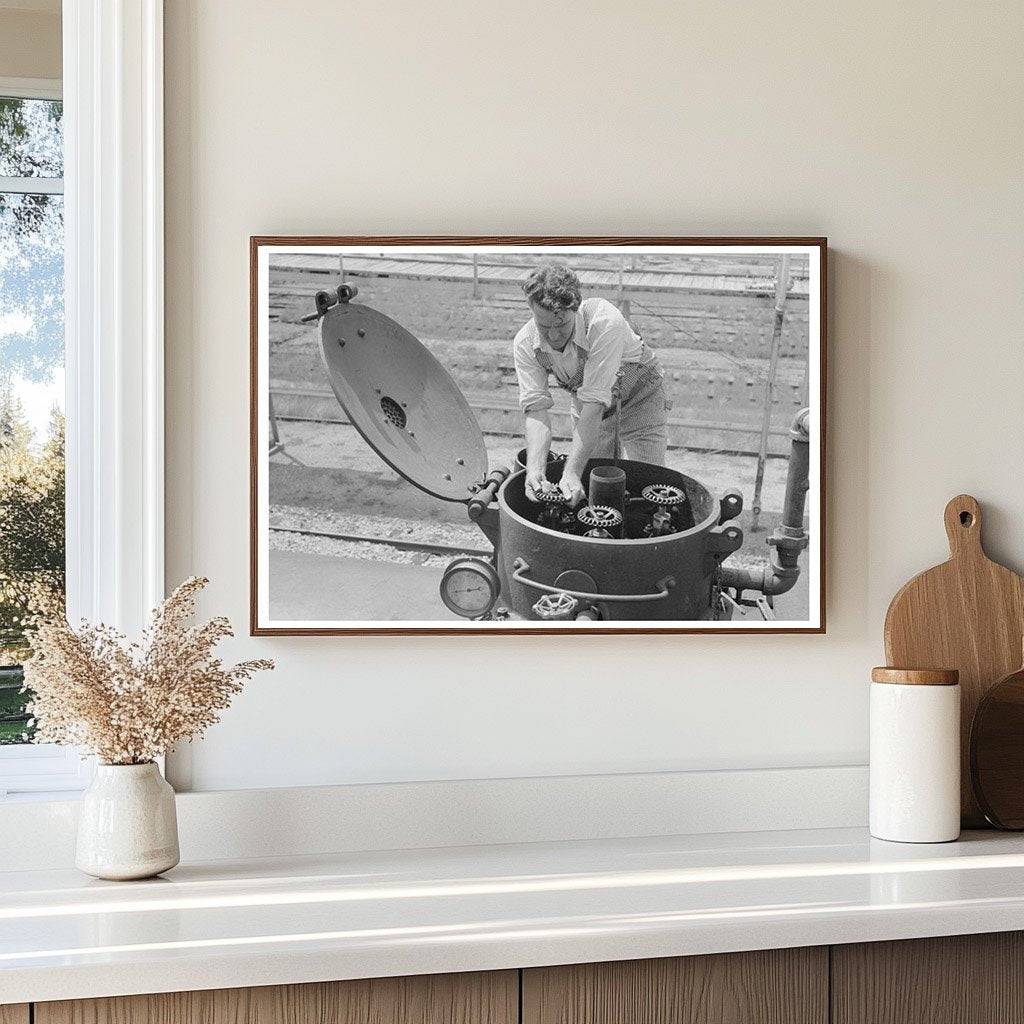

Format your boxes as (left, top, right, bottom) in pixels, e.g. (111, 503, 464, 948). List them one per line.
(250, 237, 826, 634)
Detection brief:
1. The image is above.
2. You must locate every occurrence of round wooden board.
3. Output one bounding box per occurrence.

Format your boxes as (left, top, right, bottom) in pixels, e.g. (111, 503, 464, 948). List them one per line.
(970, 663, 1024, 829)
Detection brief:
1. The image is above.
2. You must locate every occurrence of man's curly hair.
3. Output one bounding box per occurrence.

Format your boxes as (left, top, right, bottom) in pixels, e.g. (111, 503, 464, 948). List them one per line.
(522, 260, 583, 312)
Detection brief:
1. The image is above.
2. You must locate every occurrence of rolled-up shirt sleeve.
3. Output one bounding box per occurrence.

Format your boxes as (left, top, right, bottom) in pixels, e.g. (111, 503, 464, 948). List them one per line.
(514, 333, 554, 413)
(576, 306, 630, 408)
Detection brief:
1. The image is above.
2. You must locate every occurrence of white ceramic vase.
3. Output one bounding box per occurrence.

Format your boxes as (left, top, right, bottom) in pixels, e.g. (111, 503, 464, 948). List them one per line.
(76, 762, 180, 880)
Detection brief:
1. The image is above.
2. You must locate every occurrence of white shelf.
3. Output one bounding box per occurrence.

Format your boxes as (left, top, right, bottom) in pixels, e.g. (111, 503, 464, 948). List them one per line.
(4, 826, 1024, 1004)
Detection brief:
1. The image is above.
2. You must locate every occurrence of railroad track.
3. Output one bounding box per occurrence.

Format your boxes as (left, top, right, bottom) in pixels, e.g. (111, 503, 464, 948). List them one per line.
(270, 525, 490, 558)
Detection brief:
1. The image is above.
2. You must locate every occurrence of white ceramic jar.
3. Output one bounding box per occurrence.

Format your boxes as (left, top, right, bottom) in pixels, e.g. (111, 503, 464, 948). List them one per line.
(76, 762, 180, 880)
(869, 667, 960, 843)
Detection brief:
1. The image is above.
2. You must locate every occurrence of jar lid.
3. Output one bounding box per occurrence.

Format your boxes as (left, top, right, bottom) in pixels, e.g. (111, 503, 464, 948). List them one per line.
(871, 667, 959, 686)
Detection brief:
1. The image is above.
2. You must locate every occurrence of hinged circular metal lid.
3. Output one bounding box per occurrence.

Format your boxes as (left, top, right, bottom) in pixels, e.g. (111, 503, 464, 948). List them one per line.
(318, 300, 488, 502)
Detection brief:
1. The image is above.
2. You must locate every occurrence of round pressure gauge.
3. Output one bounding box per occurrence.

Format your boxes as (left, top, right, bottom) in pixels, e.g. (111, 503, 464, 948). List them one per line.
(439, 558, 501, 619)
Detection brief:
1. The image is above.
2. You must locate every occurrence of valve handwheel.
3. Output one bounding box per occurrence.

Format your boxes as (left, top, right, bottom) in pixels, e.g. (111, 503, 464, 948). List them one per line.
(642, 483, 686, 507)
(538, 489, 570, 505)
(577, 504, 623, 529)
(540, 487, 573, 503)
(532, 591, 579, 620)
(537, 488, 575, 531)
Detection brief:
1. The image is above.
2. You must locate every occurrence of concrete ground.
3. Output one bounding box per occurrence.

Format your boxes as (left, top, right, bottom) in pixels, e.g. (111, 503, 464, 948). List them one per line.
(268, 547, 810, 624)
(270, 549, 461, 623)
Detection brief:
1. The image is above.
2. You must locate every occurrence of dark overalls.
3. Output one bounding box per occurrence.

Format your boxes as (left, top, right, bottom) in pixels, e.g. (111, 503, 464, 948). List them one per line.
(534, 338, 669, 465)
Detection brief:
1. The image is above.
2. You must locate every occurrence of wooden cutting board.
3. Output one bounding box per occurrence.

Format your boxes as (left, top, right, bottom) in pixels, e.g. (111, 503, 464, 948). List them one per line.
(884, 494, 1024, 826)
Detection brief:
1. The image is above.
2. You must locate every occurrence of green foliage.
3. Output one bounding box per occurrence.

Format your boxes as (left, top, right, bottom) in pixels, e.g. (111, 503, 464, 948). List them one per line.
(0, 396, 65, 742)
(0, 667, 30, 744)
(0, 96, 62, 173)
(0, 97, 62, 240)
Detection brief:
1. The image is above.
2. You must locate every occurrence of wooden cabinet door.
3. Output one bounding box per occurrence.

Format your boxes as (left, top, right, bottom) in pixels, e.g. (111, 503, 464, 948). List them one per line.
(523, 948, 828, 1024)
(35, 971, 517, 1024)
(0, 1006, 29, 1024)
(832, 932, 1024, 1024)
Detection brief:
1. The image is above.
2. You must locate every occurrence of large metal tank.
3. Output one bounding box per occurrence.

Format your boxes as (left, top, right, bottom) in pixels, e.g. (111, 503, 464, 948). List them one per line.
(494, 459, 742, 621)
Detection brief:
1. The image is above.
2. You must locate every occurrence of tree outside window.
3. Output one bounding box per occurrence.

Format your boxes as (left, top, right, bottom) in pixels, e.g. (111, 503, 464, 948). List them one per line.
(0, 95, 65, 744)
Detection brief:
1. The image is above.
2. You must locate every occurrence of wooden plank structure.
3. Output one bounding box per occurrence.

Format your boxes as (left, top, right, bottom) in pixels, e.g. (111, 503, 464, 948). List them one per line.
(268, 383, 797, 456)
(272, 252, 811, 299)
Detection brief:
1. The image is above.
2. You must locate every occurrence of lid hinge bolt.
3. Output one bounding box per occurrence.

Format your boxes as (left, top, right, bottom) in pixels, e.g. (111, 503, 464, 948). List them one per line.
(300, 283, 359, 323)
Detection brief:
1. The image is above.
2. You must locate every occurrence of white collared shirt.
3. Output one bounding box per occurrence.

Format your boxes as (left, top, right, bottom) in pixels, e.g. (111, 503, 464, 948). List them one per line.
(513, 298, 649, 412)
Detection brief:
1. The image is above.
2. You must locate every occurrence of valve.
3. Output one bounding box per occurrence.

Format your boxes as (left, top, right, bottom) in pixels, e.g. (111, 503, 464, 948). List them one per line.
(643, 508, 674, 537)
(532, 591, 579, 621)
(641, 483, 686, 506)
(577, 505, 623, 531)
(537, 488, 575, 530)
(538, 489, 570, 505)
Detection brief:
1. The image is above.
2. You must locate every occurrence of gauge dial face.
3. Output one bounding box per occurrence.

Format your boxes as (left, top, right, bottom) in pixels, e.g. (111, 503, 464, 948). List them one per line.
(440, 559, 500, 618)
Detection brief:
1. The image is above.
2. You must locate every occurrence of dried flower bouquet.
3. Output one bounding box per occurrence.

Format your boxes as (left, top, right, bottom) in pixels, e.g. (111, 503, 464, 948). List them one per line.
(23, 577, 273, 765)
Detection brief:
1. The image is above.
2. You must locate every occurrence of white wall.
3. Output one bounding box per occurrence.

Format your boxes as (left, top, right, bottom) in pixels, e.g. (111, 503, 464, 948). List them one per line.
(164, 1, 1024, 792)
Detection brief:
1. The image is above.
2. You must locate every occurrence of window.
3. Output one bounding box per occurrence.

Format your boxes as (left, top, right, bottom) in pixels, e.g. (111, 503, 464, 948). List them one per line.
(0, 79, 85, 797)
(0, 5, 166, 798)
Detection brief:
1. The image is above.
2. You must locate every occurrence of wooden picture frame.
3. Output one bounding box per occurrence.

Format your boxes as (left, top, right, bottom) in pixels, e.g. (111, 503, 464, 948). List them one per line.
(251, 237, 827, 635)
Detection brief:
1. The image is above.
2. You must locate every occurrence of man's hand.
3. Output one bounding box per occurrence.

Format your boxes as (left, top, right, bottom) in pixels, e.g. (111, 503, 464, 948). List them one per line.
(558, 470, 586, 507)
(525, 468, 554, 503)
(524, 410, 554, 502)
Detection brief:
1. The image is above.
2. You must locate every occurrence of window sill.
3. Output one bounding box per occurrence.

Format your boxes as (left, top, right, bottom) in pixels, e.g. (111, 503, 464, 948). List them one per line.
(0, 744, 93, 799)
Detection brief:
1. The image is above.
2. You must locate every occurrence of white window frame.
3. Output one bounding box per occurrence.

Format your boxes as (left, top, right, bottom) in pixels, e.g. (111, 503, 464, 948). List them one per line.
(0, 77, 61, 101)
(0, 0, 165, 799)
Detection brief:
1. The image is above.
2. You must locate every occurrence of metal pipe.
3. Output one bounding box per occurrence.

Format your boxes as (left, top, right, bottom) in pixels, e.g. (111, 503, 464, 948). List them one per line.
(467, 467, 511, 520)
(751, 254, 791, 531)
(779, 407, 811, 536)
(721, 408, 810, 598)
(588, 465, 626, 514)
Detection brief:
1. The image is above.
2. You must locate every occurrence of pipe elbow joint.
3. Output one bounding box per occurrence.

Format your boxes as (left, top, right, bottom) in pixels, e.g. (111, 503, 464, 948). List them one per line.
(791, 407, 811, 442)
(761, 552, 801, 596)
